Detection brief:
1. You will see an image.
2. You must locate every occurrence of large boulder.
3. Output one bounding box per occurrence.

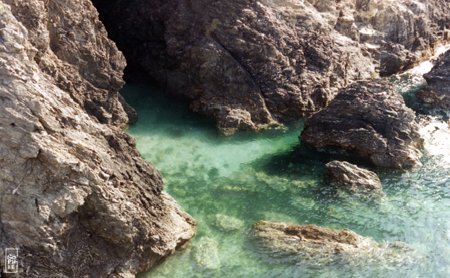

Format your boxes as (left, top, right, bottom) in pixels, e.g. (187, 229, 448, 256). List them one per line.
(418, 50, 450, 109)
(94, 0, 450, 134)
(325, 161, 382, 195)
(251, 221, 416, 266)
(301, 80, 424, 169)
(0, 1, 194, 277)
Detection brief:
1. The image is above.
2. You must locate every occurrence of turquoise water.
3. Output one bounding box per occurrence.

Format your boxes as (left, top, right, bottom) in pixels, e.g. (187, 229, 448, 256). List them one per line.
(123, 83, 450, 278)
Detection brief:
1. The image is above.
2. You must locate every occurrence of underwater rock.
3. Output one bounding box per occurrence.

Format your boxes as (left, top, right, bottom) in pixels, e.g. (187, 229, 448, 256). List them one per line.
(251, 221, 416, 266)
(192, 237, 221, 270)
(418, 50, 450, 109)
(213, 214, 245, 232)
(301, 80, 424, 169)
(325, 161, 382, 194)
(0, 1, 195, 276)
(94, 0, 450, 134)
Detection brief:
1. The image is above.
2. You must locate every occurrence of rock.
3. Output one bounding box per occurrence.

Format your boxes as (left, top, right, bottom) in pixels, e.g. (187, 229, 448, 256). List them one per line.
(251, 221, 416, 266)
(418, 50, 450, 109)
(192, 237, 221, 270)
(301, 80, 424, 169)
(213, 214, 244, 232)
(94, 0, 450, 134)
(0, 1, 195, 277)
(325, 161, 383, 195)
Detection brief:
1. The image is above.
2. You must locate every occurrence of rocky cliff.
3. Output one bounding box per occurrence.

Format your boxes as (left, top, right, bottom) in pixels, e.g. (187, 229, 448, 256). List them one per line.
(0, 1, 195, 277)
(94, 0, 450, 134)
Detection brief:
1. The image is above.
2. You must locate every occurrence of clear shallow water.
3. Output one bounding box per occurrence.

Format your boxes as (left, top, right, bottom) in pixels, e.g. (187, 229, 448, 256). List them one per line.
(123, 80, 450, 277)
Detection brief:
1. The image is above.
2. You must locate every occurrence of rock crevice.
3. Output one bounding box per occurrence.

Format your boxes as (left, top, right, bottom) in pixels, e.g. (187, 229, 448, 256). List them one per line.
(94, 0, 450, 134)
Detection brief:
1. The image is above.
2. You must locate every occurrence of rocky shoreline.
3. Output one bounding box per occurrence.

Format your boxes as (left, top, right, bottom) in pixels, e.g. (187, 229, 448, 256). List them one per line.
(1, 0, 450, 276)
(94, 0, 450, 134)
(418, 49, 450, 110)
(0, 1, 194, 276)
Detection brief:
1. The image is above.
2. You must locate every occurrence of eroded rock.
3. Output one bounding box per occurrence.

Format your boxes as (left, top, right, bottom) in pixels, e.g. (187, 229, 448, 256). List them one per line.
(0, 1, 195, 276)
(301, 80, 424, 169)
(325, 161, 383, 195)
(94, 0, 450, 134)
(418, 50, 450, 109)
(251, 221, 417, 266)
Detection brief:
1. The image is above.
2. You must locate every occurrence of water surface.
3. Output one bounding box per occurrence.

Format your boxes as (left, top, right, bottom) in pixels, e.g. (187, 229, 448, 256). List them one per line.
(123, 65, 450, 278)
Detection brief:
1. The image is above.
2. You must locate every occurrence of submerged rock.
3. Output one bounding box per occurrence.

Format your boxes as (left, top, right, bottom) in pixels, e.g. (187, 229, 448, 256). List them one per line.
(0, 1, 195, 276)
(325, 161, 382, 195)
(213, 214, 245, 232)
(301, 80, 424, 169)
(418, 50, 450, 109)
(192, 237, 221, 270)
(94, 0, 450, 134)
(251, 221, 416, 266)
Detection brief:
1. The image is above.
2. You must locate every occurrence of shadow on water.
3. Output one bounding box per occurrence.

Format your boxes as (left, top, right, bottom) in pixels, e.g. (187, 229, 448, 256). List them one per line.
(123, 83, 306, 144)
(123, 83, 450, 278)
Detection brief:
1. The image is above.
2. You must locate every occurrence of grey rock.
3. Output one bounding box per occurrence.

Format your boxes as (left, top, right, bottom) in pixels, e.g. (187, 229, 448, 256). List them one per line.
(0, 1, 195, 277)
(418, 50, 450, 109)
(325, 161, 382, 194)
(301, 80, 424, 169)
(251, 220, 417, 266)
(95, 0, 450, 134)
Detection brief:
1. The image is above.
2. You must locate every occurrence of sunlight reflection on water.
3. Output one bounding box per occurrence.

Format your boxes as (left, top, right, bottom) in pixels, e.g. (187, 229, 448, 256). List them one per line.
(124, 44, 450, 278)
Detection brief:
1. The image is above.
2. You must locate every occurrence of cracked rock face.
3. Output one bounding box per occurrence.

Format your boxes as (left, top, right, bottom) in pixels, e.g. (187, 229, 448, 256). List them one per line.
(325, 161, 382, 195)
(301, 80, 424, 169)
(251, 221, 417, 266)
(94, 0, 450, 134)
(0, 1, 195, 277)
(418, 50, 450, 109)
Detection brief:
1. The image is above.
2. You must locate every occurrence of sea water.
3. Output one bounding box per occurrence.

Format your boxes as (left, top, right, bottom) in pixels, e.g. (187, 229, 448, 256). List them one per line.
(123, 56, 450, 278)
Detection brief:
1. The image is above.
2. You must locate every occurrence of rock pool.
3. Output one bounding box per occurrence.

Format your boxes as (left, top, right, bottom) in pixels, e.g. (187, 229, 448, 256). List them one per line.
(123, 71, 450, 277)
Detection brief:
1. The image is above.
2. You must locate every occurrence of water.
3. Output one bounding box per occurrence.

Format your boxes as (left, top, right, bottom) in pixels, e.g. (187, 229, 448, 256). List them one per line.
(123, 56, 450, 277)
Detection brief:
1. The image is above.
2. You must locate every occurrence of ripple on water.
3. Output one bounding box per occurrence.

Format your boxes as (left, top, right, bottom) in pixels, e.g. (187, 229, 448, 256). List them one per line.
(123, 84, 450, 278)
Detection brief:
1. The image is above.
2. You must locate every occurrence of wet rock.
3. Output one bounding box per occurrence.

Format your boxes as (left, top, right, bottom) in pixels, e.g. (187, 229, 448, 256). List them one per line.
(301, 80, 424, 169)
(0, 1, 195, 277)
(251, 221, 416, 266)
(213, 214, 244, 232)
(94, 0, 450, 134)
(325, 161, 382, 194)
(192, 237, 221, 270)
(418, 50, 450, 109)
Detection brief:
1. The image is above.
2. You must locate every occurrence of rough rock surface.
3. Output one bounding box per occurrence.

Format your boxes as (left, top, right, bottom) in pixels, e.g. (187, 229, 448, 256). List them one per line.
(418, 50, 450, 109)
(251, 221, 416, 266)
(325, 161, 382, 194)
(301, 80, 424, 169)
(0, 1, 194, 277)
(94, 0, 450, 134)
